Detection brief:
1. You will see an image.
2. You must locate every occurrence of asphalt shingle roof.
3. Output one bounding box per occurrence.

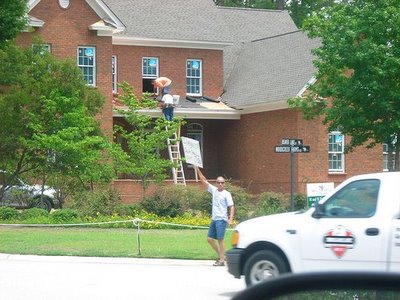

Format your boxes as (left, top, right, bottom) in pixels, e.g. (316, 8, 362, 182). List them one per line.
(221, 31, 320, 108)
(103, 0, 231, 42)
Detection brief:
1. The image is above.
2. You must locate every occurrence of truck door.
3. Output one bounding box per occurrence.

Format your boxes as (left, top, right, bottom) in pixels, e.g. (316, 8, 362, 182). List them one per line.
(388, 219, 400, 271)
(300, 179, 389, 272)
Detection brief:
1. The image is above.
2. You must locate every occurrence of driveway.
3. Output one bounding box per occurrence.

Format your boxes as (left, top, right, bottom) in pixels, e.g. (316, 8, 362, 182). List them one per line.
(0, 254, 246, 300)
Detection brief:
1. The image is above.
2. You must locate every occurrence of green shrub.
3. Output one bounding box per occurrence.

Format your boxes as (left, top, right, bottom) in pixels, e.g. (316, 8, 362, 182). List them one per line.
(50, 208, 79, 223)
(294, 193, 307, 210)
(140, 185, 210, 217)
(115, 204, 141, 217)
(66, 188, 121, 217)
(20, 208, 49, 219)
(140, 194, 183, 217)
(0, 206, 19, 220)
(224, 182, 255, 221)
(258, 192, 289, 216)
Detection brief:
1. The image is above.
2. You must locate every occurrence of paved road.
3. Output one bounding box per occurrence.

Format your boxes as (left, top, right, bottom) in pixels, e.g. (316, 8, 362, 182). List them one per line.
(0, 254, 246, 300)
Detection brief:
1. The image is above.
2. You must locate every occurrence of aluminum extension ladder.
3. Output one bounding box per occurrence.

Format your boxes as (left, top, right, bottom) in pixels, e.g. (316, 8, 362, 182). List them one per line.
(166, 129, 186, 185)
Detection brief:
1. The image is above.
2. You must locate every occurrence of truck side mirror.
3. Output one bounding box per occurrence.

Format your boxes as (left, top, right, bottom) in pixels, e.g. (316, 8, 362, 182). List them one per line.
(312, 203, 324, 219)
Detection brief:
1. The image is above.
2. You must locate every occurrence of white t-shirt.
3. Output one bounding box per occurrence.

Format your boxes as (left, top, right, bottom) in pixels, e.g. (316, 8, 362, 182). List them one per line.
(162, 94, 174, 105)
(208, 184, 234, 221)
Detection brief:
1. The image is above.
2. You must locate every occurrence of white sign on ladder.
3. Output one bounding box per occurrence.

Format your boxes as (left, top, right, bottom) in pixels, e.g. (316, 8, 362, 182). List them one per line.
(181, 137, 203, 168)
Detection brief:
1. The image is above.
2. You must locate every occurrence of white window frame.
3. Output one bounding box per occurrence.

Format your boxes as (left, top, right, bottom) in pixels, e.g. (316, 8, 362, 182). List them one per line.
(77, 46, 96, 86)
(112, 55, 117, 93)
(328, 131, 345, 173)
(142, 57, 158, 78)
(186, 59, 202, 96)
(186, 123, 203, 168)
(142, 57, 158, 94)
(32, 43, 51, 55)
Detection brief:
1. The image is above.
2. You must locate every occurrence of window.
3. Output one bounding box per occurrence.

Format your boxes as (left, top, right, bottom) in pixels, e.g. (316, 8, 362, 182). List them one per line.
(186, 59, 202, 95)
(77, 46, 96, 86)
(383, 143, 395, 171)
(32, 44, 51, 55)
(187, 123, 203, 167)
(328, 132, 344, 172)
(112, 55, 117, 93)
(321, 179, 379, 218)
(142, 57, 158, 93)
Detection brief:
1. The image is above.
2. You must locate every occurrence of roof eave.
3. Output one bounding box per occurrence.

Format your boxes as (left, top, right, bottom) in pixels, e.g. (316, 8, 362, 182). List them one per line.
(237, 100, 289, 114)
(113, 36, 233, 50)
(113, 108, 241, 120)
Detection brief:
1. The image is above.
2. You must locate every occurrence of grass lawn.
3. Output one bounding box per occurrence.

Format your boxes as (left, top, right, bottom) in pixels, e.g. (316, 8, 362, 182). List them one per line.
(0, 227, 234, 260)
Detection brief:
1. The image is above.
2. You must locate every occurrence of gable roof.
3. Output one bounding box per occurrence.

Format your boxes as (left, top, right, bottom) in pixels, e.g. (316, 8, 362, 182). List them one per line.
(28, 0, 125, 34)
(221, 30, 320, 111)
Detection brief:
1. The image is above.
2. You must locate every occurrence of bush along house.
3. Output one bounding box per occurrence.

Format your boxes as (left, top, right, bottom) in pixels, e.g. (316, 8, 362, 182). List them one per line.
(20, 0, 384, 202)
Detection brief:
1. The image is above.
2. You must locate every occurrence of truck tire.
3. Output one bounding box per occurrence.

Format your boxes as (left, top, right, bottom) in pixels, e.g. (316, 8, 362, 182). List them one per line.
(244, 250, 289, 286)
(35, 198, 52, 212)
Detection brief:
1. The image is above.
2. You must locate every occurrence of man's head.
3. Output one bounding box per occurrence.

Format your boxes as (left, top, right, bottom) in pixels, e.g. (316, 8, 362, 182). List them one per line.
(216, 176, 225, 191)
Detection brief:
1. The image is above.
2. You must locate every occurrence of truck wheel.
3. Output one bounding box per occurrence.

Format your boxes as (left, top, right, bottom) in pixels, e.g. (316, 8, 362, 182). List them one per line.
(35, 198, 52, 212)
(244, 250, 289, 286)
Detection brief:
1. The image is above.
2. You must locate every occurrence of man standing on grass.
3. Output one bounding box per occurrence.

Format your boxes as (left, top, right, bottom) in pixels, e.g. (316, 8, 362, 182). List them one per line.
(195, 166, 234, 266)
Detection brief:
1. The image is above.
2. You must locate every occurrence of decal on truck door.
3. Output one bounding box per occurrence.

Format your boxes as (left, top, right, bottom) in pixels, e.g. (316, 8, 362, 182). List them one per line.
(324, 225, 355, 258)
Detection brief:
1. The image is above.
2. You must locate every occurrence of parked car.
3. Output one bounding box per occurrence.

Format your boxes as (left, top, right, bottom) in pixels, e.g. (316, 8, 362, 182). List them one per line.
(0, 171, 60, 212)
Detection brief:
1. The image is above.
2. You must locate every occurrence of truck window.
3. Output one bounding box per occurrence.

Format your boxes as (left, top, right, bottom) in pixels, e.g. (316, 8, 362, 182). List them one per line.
(322, 179, 380, 218)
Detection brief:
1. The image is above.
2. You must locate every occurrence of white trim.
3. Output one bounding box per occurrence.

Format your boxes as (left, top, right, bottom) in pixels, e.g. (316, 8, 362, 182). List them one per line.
(27, 15, 45, 28)
(114, 108, 241, 120)
(28, 0, 41, 11)
(239, 100, 288, 114)
(296, 76, 317, 97)
(113, 36, 232, 50)
(112, 55, 117, 93)
(84, 0, 125, 33)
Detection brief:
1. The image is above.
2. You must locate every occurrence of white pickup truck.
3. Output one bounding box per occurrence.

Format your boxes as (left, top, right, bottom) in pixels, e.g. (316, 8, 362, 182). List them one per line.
(226, 172, 400, 286)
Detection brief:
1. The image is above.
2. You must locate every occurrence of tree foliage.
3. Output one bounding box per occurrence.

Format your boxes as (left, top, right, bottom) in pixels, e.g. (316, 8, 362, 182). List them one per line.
(114, 82, 185, 197)
(288, 0, 400, 170)
(0, 0, 28, 46)
(0, 42, 112, 201)
(287, 1, 339, 28)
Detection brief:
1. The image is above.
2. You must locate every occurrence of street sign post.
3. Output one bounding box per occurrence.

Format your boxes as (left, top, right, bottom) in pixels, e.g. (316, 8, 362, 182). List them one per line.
(274, 138, 310, 211)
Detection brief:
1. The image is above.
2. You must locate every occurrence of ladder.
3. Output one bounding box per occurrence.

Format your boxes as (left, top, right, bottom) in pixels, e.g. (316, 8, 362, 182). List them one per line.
(167, 129, 186, 185)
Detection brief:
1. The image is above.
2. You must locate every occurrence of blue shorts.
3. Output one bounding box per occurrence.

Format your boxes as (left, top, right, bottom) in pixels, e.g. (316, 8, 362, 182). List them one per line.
(208, 219, 227, 240)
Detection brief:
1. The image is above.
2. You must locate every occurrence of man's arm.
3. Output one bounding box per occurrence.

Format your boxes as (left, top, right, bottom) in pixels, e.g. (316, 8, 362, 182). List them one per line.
(228, 206, 235, 226)
(194, 166, 209, 189)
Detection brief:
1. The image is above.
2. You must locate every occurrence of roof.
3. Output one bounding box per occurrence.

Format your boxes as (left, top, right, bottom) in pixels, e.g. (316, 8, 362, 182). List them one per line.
(221, 31, 320, 111)
(103, 0, 232, 47)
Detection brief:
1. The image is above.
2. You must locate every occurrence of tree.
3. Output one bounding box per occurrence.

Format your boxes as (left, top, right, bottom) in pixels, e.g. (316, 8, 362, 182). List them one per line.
(287, 1, 338, 28)
(0, 42, 112, 202)
(288, 0, 400, 170)
(0, 0, 28, 46)
(114, 82, 185, 198)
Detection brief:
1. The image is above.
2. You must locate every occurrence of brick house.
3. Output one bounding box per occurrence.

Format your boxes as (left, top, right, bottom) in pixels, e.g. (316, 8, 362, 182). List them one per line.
(21, 0, 383, 202)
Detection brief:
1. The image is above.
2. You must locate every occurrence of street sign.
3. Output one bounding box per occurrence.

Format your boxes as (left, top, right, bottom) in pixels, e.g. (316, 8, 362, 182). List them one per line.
(274, 145, 310, 153)
(290, 145, 310, 153)
(274, 146, 291, 153)
(281, 138, 303, 146)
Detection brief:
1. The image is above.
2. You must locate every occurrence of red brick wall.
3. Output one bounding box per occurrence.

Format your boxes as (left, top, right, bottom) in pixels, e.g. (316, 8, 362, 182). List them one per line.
(112, 45, 223, 99)
(218, 109, 383, 195)
(18, 0, 114, 136)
